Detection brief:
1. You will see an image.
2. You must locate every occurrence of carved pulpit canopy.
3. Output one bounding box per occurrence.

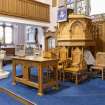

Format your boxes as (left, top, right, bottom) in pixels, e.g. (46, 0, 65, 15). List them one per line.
(57, 14, 96, 47)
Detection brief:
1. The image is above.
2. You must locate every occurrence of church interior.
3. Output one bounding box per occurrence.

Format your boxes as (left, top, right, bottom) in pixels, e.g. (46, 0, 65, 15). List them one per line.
(0, 0, 105, 105)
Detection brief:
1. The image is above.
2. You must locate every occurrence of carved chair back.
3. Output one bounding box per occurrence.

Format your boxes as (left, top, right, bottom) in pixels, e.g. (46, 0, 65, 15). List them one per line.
(59, 47, 68, 62)
(96, 52, 105, 67)
(71, 47, 86, 70)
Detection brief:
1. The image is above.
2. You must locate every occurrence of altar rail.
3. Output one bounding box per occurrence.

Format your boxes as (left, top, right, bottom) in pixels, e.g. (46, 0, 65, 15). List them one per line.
(0, 0, 50, 22)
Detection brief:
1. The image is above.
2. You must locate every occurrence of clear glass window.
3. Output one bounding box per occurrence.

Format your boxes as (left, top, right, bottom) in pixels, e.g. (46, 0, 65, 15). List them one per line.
(5, 27, 13, 44)
(48, 37, 56, 49)
(0, 26, 3, 43)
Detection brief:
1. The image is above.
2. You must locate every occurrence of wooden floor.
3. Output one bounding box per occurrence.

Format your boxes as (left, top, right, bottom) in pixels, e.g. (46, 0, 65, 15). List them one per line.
(0, 87, 36, 105)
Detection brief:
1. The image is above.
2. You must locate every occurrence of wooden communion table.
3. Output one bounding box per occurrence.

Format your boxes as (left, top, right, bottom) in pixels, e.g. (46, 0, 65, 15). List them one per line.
(12, 56, 58, 96)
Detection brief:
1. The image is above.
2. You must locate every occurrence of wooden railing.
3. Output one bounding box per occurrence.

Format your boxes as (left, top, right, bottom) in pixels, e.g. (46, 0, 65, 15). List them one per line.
(0, 0, 50, 22)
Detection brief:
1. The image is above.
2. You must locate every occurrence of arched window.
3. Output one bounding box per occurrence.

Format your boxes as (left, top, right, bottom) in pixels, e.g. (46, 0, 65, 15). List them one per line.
(48, 37, 56, 49)
(5, 26, 13, 44)
(0, 23, 13, 44)
(71, 21, 84, 39)
(0, 26, 3, 43)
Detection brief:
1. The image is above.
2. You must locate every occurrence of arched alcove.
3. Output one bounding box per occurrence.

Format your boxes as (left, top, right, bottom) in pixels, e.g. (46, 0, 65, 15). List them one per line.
(70, 21, 85, 39)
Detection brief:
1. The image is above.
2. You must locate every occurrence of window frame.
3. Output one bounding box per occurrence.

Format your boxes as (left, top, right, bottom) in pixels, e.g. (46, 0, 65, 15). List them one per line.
(0, 24, 13, 45)
(48, 37, 56, 49)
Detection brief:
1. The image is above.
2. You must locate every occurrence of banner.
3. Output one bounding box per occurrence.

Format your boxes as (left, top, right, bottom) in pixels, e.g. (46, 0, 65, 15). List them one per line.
(57, 7, 67, 22)
(66, 0, 74, 4)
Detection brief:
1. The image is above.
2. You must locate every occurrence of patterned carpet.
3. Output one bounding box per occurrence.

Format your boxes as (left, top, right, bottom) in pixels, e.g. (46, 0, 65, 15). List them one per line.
(1, 64, 105, 105)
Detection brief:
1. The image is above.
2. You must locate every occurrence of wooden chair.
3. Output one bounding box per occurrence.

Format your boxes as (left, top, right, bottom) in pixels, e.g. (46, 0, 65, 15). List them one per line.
(42, 50, 58, 82)
(64, 47, 87, 85)
(43, 51, 52, 59)
(90, 52, 105, 80)
(57, 47, 68, 81)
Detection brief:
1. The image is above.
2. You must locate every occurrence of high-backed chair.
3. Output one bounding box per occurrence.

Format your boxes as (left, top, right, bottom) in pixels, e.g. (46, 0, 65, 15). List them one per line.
(90, 52, 105, 80)
(59, 47, 68, 62)
(64, 47, 87, 85)
(57, 47, 68, 81)
(43, 51, 52, 59)
(42, 50, 57, 81)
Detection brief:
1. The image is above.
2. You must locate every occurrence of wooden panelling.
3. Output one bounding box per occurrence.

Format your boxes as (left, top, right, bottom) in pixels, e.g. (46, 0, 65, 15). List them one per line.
(0, 0, 50, 22)
(94, 21, 105, 52)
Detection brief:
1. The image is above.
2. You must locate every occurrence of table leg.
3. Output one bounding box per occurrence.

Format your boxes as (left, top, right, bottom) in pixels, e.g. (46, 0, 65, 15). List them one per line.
(23, 65, 29, 80)
(52, 64, 59, 90)
(37, 63, 43, 96)
(56, 64, 59, 87)
(12, 62, 16, 85)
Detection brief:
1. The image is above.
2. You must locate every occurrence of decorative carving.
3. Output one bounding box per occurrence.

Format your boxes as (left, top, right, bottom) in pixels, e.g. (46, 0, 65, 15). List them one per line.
(70, 21, 84, 39)
(57, 15, 96, 47)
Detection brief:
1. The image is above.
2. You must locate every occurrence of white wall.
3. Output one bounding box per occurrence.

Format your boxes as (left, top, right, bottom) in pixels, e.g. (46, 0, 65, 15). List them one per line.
(0, 14, 49, 49)
(0, 15, 50, 27)
(49, 7, 57, 31)
(17, 24, 26, 45)
(13, 24, 45, 50)
(0, 0, 57, 32)
(90, 0, 105, 15)
(37, 27, 45, 50)
(35, 0, 57, 32)
(0, 0, 55, 49)
(13, 24, 25, 45)
(13, 24, 18, 45)
(35, 0, 51, 5)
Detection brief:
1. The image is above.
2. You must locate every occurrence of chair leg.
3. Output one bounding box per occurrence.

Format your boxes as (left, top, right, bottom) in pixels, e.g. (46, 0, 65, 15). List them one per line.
(58, 69, 65, 82)
(102, 69, 104, 80)
(62, 71, 65, 82)
(58, 70, 61, 81)
(46, 69, 51, 81)
(75, 73, 78, 85)
(60, 70, 62, 81)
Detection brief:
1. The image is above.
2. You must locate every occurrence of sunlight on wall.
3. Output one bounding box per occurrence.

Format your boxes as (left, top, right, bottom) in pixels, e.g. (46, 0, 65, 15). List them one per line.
(90, 0, 105, 15)
(35, 0, 51, 5)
